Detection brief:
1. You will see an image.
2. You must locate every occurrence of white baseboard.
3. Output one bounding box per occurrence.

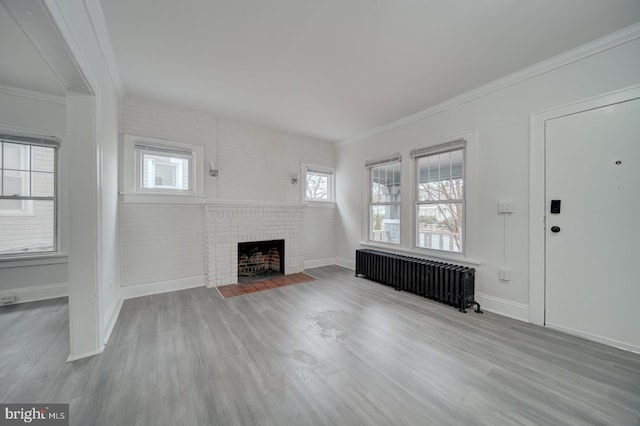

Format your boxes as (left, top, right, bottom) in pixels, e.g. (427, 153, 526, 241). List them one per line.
(103, 298, 123, 345)
(0, 283, 68, 305)
(475, 292, 529, 322)
(304, 257, 336, 269)
(67, 348, 103, 363)
(335, 257, 355, 271)
(119, 275, 205, 300)
(545, 323, 640, 354)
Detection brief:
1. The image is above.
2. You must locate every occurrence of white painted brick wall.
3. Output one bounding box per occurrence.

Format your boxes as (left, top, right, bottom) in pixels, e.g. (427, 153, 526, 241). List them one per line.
(205, 203, 306, 286)
(121, 95, 219, 199)
(285, 132, 336, 203)
(119, 96, 336, 288)
(122, 95, 336, 203)
(120, 203, 204, 286)
(121, 95, 218, 146)
(218, 119, 286, 201)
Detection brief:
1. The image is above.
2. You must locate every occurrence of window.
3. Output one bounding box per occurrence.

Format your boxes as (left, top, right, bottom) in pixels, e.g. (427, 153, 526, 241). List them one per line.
(366, 154, 401, 244)
(412, 139, 465, 253)
(303, 165, 334, 202)
(0, 135, 58, 256)
(122, 135, 204, 202)
(136, 144, 192, 192)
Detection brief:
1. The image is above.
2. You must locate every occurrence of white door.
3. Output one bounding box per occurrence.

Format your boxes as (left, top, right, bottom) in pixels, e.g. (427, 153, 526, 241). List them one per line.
(545, 97, 640, 352)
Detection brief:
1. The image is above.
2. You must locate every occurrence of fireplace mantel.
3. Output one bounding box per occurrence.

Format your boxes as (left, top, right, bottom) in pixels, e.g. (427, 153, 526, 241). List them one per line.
(204, 199, 308, 209)
(205, 202, 306, 287)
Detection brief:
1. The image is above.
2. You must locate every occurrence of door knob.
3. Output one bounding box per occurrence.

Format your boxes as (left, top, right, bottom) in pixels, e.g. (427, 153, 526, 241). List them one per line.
(550, 226, 561, 233)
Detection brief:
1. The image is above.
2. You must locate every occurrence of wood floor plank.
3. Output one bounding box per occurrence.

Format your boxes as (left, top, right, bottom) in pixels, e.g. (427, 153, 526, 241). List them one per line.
(2, 266, 639, 425)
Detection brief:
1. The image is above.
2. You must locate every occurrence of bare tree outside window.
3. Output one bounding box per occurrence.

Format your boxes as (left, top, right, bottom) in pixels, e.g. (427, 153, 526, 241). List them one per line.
(416, 149, 463, 253)
(304, 167, 334, 202)
(369, 161, 401, 244)
(306, 173, 328, 200)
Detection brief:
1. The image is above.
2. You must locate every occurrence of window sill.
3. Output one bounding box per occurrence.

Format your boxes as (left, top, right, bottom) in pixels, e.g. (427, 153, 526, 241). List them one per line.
(0, 211, 36, 217)
(119, 192, 205, 204)
(0, 253, 69, 268)
(359, 241, 482, 267)
(304, 200, 336, 209)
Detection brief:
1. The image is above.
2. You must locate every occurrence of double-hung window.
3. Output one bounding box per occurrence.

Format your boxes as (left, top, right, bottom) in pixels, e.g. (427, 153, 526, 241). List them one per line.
(412, 139, 465, 253)
(303, 165, 334, 202)
(0, 135, 58, 256)
(366, 154, 401, 244)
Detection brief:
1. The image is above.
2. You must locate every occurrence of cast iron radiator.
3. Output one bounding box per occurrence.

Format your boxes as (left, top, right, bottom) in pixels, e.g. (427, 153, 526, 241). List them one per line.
(355, 249, 482, 313)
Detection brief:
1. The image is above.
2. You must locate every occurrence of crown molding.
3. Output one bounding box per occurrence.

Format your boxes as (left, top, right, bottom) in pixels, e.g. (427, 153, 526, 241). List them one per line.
(0, 83, 65, 104)
(339, 22, 640, 146)
(84, 0, 124, 97)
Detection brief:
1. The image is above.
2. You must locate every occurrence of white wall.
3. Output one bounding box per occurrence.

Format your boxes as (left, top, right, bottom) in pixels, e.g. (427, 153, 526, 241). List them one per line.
(46, 0, 122, 356)
(119, 95, 336, 288)
(336, 36, 640, 321)
(0, 87, 65, 135)
(0, 87, 68, 302)
(284, 132, 337, 266)
(120, 203, 204, 286)
(119, 96, 213, 289)
(303, 204, 336, 266)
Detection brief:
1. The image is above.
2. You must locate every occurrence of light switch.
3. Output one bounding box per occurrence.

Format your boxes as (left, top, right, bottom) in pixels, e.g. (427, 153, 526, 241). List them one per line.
(498, 201, 513, 213)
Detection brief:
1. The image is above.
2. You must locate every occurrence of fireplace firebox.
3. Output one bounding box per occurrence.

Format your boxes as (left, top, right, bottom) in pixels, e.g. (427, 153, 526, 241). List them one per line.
(237, 239, 284, 283)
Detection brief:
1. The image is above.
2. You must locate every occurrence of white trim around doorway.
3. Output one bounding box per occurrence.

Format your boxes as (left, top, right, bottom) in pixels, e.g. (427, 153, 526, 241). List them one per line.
(528, 84, 640, 326)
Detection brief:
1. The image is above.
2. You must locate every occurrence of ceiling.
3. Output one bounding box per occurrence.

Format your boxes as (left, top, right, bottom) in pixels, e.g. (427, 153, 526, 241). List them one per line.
(97, 1, 639, 141)
(0, 3, 65, 96)
(1, 1, 639, 140)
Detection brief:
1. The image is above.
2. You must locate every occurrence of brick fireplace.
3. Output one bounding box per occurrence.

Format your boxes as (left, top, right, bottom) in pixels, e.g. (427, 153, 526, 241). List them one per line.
(205, 202, 306, 287)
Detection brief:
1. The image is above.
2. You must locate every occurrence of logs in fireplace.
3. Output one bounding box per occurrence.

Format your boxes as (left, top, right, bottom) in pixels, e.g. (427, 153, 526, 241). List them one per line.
(237, 239, 285, 282)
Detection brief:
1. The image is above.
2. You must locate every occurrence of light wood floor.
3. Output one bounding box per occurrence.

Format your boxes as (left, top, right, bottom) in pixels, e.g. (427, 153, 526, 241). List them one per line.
(1, 265, 639, 425)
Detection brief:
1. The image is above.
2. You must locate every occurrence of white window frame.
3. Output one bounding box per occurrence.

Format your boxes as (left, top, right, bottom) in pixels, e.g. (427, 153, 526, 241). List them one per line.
(412, 139, 466, 255)
(302, 164, 335, 203)
(0, 143, 33, 216)
(122, 134, 204, 203)
(0, 176, 34, 216)
(0, 135, 58, 257)
(365, 154, 402, 245)
(359, 132, 478, 265)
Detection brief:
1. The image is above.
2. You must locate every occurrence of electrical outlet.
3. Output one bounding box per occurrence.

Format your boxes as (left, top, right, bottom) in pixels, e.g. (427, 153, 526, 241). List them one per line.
(0, 294, 17, 305)
(499, 267, 512, 281)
